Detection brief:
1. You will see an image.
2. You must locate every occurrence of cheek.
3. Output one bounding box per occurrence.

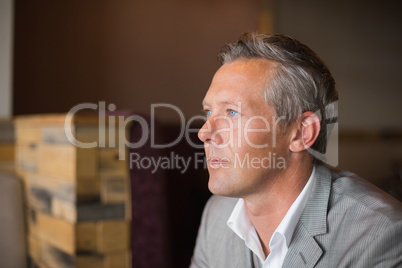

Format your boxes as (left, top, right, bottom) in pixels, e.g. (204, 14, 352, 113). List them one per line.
(241, 131, 273, 150)
(214, 120, 238, 145)
(203, 146, 209, 157)
(231, 135, 270, 167)
(237, 129, 290, 163)
(240, 118, 273, 146)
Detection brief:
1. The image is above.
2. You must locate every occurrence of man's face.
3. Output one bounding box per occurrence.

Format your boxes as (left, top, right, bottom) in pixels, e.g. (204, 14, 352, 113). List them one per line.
(198, 59, 293, 198)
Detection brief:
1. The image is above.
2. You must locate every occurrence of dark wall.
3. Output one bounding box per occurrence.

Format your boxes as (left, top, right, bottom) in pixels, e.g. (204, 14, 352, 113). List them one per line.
(274, 0, 402, 182)
(13, 2, 260, 267)
(13, 0, 260, 122)
(275, 0, 402, 130)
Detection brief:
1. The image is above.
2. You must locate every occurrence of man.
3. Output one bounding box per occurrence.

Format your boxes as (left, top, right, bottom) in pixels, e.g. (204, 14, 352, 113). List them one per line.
(190, 33, 402, 268)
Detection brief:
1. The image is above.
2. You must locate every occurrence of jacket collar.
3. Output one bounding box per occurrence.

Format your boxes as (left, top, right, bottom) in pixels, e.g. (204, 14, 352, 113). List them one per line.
(282, 164, 333, 267)
(299, 164, 332, 236)
(230, 232, 255, 268)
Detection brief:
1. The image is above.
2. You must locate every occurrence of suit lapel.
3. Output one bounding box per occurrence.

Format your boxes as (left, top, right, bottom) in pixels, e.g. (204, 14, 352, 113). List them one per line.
(283, 165, 333, 268)
(282, 222, 324, 267)
(230, 233, 254, 268)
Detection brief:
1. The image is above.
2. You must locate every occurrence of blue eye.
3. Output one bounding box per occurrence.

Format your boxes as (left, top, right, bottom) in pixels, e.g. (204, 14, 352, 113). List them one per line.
(205, 110, 212, 117)
(229, 110, 239, 116)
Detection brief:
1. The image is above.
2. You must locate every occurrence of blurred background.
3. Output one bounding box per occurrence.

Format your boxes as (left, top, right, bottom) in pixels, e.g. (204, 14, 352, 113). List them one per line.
(1, 0, 402, 267)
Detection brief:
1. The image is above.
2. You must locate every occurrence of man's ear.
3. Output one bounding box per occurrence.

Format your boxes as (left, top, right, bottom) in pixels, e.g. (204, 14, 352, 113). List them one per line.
(289, 112, 321, 153)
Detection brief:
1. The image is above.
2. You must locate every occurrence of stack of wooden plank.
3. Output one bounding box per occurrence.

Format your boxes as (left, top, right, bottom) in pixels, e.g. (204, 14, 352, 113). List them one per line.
(0, 119, 15, 172)
(15, 114, 132, 268)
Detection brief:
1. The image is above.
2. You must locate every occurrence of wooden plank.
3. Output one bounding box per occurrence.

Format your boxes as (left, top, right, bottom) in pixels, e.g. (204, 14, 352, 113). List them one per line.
(28, 210, 76, 267)
(35, 212, 75, 255)
(42, 126, 71, 144)
(29, 193, 126, 223)
(29, 186, 52, 215)
(76, 254, 103, 268)
(15, 114, 99, 126)
(105, 251, 131, 268)
(28, 208, 39, 236)
(100, 126, 130, 149)
(42, 125, 100, 146)
(77, 179, 101, 203)
(76, 220, 130, 253)
(75, 125, 100, 145)
(40, 241, 75, 268)
(28, 257, 43, 268)
(37, 144, 97, 180)
(76, 222, 97, 252)
(28, 233, 41, 265)
(76, 147, 98, 179)
(16, 143, 38, 173)
(77, 203, 125, 221)
(15, 125, 41, 145)
(41, 124, 128, 151)
(0, 143, 15, 172)
(33, 185, 97, 223)
(30, 219, 130, 267)
(27, 173, 76, 220)
(15, 115, 99, 148)
(30, 210, 130, 254)
(29, 173, 75, 202)
(37, 144, 76, 180)
(76, 124, 122, 148)
(0, 120, 14, 142)
(0, 161, 15, 172)
(0, 143, 15, 161)
(15, 113, 132, 145)
(15, 113, 130, 146)
(37, 246, 128, 268)
(101, 177, 127, 204)
(97, 220, 130, 253)
(27, 173, 101, 222)
(76, 251, 130, 268)
(35, 202, 126, 223)
(28, 173, 102, 205)
(99, 149, 128, 178)
(51, 198, 76, 222)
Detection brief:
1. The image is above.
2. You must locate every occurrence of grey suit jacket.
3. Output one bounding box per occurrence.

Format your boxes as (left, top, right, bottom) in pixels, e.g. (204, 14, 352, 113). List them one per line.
(190, 165, 402, 268)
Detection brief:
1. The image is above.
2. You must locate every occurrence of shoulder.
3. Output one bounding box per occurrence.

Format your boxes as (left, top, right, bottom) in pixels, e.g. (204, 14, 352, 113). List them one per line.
(204, 195, 238, 214)
(320, 169, 402, 266)
(329, 169, 402, 223)
(301, 166, 402, 266)
(190, 195, 242, 268)
(201, 195, 239, 228)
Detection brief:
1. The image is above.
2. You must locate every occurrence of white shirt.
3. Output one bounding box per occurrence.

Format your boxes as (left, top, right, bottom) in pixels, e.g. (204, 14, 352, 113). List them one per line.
(227, 167, 316, 268)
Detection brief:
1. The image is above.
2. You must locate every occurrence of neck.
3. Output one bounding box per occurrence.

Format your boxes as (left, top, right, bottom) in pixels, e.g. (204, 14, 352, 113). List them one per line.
(243, 156, 314, 257)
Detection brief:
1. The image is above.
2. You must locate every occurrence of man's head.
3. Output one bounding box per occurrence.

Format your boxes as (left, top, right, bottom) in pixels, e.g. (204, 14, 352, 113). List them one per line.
(198, 33, 338, 197)
(218, 32, 338, 156)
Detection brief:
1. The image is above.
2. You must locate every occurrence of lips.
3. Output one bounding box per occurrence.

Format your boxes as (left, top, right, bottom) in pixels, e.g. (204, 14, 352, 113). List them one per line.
(207, 157, 230, 167)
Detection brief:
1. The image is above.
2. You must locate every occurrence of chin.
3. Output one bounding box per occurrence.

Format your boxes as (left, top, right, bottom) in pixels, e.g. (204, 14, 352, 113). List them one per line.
(208, 178, 238, 197)
(207, 169, 245, 196)
(208, 178, 228, 196)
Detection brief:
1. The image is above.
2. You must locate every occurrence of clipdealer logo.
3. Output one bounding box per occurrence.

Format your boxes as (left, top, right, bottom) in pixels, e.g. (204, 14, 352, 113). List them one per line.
(64, 101, 339, 171)
(64, 102, 205, 161)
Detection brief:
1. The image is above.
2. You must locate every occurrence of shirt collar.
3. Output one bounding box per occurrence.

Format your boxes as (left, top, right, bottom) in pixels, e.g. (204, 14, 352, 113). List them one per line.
(276, 166, 316, 246)
(227, 166, 316, 261)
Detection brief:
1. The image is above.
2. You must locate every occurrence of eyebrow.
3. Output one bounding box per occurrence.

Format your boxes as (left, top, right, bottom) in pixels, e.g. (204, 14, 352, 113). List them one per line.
(202, 98, 242, 107)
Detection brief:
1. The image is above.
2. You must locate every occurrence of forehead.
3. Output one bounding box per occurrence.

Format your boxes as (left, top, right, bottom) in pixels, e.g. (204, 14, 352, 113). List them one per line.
(202, 59, 276, 107)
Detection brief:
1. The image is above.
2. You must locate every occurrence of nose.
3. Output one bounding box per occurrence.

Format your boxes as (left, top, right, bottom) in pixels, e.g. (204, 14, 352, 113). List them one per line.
(198, 119, 212, 143)
(198, 116, 225, 146)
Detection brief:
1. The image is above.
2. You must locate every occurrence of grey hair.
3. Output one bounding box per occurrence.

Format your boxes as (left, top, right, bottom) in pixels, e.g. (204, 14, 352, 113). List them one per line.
(218, 32, 338, 156)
